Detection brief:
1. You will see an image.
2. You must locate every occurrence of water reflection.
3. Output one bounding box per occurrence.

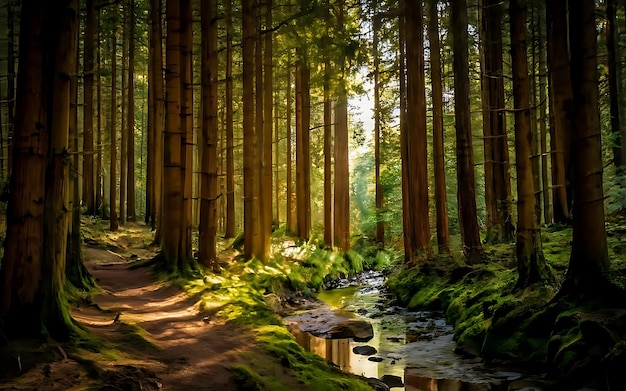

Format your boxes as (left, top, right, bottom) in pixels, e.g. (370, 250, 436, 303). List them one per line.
(404, 370, 505, 391)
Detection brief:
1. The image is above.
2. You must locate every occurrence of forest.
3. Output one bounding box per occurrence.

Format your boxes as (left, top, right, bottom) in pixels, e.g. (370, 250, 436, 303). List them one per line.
(0, 0, 625, 390)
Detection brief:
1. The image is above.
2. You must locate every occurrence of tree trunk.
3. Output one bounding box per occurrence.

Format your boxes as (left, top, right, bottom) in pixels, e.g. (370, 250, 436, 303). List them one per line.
(564, 0, 611, 292)
(254, 2, 267, 261)
(96, 7, 103, 214)
(373, 6, 384, 247)
(427, 0, 450, 254)
(334, 0, 350, 252)
(403, 0, 431, 260)
(480, 0, 514, 243)
(451, 0, 482, 259)
(162, 0, 183, 265)
(607, 0, 624, 168)
(225, 0, 236, 238)
(243, 0, 259, 260)
(179, 0, 193, 264)
(199, 0, 219, 269)
(1, 0, 78, 338)
(399, 0, 411, 263)
(286, 51, 295, 234)
(110, 29, 119, 231)
(323, 58, 333, 247)
(262, 0, 273, 259)
(83, 0, 95, 214)
(510, 0, 552, 288)
(127, 0, 136, 221)
(295, 54, 311, 240)
(120, 6, 128, 226)
(547, 0, 573, 224)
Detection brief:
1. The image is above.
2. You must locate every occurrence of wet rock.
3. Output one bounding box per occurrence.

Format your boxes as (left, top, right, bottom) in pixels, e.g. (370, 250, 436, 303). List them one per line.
(365, 378, 390, 391)
(283, 309, 374, 341)
(380, 374, 403, 388)
(352, 345, 377, 356)
(368, 356, 383, 362)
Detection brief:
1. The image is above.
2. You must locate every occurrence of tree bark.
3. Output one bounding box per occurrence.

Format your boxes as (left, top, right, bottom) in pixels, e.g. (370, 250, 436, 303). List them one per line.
(479, 0, 514, 243)
(547, 0, 573, 224)
(607, 0, 625, 168)
(225, 0, 236, 238)
(262, 0, 273, 259)
(199, 0, 219, 269)
(427, 0, 450, 254)
(373, 5, 384, 247)
(565, 0, 611, 292)
(451, 0, 482, 259)
(404, 0, 431, 260)
(110, 29, 119, 231)
(295, 54, 311, 241)
(127, 0, 136, 221)
(286, 51, 295, 234)
(510, 0, 551, 288)
(83, 0, 95, 214)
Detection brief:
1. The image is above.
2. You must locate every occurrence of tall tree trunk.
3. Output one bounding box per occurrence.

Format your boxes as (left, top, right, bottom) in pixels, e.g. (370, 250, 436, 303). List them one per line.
(1, 0, 77, 338)
(607, 0, 624, 168)
(564, 0, 611, 293)
(6, 0, 15, 180)
(295, 55, 311, 241)
(510, 0, 551, 288)
(199, 0, 219, 269)
(148, 0, 164, 232)
(537, 2, 550, 224)
(179, 0, 193, 264)
(427, 0, 450, 254)
(224, 0, 236, 238)
(547, 0, 573, 224)
(120, 5, 128, 226)
(96, 8, 103, 214)
(373, 6, 384, 247)
(162, 0, 183, 265)
(323, 58, 333, 246)
(243, 0, 259, 260)
(286, 51, 295, 234)
(399, 0, 412, 263)
(83, 0, 95, 214)
(334, 0, 350, 252)
(254, 1, 267, 261)
(198, 0, 218, 269)
(480, 0, 514, 242)
(451, 0, 482, 259)
(110, 30, 119, 231)
(261, 0, 273, 259)
(127, 0, 136, 221)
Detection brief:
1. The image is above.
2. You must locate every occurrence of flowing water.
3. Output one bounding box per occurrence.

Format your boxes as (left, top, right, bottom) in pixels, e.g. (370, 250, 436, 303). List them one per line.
(291, 271, 547, 391)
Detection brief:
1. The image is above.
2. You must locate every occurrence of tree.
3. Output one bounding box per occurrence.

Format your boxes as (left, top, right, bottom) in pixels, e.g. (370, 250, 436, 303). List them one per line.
(372, 2, 384, 247)
(1, 0, 78, 338)
(427, 0, 450, 254)
(110, 25, 119, 231)
(199, 0, 219, 269)
(83, 0, 96, 215)
(563, 0, 610, 293)
(224, 0, 236, 238)
(295, 52, 311, 240)
(547, 0, 573, 224)
(606, 0, 624, 168)
(479, 0, 514, 243)
(243, 0, 260, 259)
(262, 0, 274, 258)
(402, 0, 430, 261)
(451, 0, 482, 259)
(510, 0, 551, 287)
(127, 0, 136, 221)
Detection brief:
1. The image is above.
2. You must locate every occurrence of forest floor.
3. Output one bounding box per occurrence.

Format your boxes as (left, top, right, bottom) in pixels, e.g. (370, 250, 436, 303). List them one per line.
(0, 220, 332, 391)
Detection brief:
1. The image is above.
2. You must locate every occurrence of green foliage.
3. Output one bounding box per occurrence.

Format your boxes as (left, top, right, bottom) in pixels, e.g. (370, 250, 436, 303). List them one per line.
(604, 167, 626, 214)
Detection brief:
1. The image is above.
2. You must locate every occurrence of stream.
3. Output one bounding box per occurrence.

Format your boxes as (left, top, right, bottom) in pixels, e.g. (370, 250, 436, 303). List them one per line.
(287, 271, 547, 391)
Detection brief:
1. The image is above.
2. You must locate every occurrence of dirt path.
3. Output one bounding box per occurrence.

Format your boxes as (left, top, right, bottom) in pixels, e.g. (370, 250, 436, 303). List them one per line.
(71, 231, 254, 390)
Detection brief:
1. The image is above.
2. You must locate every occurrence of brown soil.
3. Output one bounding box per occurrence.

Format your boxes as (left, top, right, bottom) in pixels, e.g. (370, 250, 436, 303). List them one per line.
(0, 222, 304, 391)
